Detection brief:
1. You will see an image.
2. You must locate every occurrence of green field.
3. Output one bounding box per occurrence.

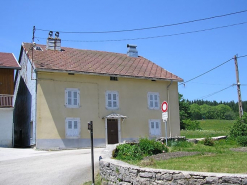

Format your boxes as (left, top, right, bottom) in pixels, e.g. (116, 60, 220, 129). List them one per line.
(181, 119, 235, 138)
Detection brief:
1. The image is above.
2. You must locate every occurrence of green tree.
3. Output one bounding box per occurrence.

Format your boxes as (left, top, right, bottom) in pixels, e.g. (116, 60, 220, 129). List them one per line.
(179, 93, 191, 129)
(190, 104, 201, 120)
(200, 104, 211, 119)
(215, 104, 232, 119)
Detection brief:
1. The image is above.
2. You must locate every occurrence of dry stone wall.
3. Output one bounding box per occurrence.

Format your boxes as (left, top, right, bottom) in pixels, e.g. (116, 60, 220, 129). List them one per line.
(99, 158, 247, 185)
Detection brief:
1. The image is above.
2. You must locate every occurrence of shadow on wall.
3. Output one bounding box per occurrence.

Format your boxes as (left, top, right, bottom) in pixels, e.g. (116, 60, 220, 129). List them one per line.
(13, 77, 32, 148)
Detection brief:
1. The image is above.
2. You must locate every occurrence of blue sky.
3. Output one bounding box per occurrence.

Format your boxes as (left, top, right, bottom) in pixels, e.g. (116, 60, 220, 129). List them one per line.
(1, 0, 246, 102)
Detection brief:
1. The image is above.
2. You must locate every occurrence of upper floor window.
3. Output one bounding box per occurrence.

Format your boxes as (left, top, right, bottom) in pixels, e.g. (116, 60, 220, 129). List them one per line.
(65, 117, 80, 138)
(65, 88, 80, 108)
(147, 92, 160, 110)
(105, 91, 119, 109)
(110, 76, 118, 81)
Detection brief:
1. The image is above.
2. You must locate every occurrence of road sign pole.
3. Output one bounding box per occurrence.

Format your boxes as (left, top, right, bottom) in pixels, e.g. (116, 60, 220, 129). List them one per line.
(161, 101, 168, 146)
(165, 120, 167, 145)
(88, 121, 94, 185)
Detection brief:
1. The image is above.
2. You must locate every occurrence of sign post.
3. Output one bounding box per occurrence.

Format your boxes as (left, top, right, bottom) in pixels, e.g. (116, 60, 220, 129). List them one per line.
(88, 121, 94, 185)
(161, 101, 168, 145)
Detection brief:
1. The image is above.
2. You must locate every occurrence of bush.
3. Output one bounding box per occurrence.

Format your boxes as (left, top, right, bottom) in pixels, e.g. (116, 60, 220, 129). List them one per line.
(114, 143, 143, 161)
(230, 120, 247, 138)
(237, 136, 247, 146)
(139, 137, 168, 156)
(113, 138, 168, 161)
(229, 113, 247, 146)
(204, 137, 214, 146)
(182, 119, 201, 130)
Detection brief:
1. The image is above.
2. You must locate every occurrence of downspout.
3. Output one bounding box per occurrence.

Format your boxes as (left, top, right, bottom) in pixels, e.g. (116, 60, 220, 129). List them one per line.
(34, 70, 37, 146)
(167, 80, 173, 137)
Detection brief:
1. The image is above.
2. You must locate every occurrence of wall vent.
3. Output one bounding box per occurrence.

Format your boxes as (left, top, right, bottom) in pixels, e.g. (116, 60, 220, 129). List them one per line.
(110, 76, 118, 81)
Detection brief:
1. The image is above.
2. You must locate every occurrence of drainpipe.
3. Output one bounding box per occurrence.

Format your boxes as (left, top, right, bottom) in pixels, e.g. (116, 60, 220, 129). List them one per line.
(167, 80, 173, 137)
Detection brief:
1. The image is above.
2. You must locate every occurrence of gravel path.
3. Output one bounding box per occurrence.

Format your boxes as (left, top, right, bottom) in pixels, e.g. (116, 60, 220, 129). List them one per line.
(230, 147, 247, 152)
(144, 151, 200, 161)
(143, 147, 247, 161)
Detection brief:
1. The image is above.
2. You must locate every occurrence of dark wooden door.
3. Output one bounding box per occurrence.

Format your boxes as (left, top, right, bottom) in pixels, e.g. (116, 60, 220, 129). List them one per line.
(107, 119, 118, 144)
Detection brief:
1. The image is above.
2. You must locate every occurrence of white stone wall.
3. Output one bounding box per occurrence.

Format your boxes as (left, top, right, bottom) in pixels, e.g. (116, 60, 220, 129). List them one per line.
(0, 108, 14, 147)
(13, 48, 37, 145)
(100, 158, 247, 185)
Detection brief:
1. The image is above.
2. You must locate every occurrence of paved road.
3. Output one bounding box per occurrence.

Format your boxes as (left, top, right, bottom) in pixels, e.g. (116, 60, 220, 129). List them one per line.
(0, 147, 111, 185)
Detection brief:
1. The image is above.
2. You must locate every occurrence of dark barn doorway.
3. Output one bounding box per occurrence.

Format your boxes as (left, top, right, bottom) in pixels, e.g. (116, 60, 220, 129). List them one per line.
(13, 77, 31, 148)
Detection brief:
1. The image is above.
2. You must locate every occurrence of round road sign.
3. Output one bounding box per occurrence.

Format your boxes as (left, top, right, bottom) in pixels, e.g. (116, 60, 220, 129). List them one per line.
(161, 101, 168, 112)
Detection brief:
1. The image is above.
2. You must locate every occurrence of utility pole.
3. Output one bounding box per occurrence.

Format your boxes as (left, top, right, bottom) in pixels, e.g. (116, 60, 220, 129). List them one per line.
(234, 55, 243, 118)
(32, 26, 35, 43)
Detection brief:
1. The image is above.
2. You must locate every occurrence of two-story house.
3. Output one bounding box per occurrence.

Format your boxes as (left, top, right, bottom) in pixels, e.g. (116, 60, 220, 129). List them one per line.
(14, 33, 183, 149)
(0, 52, 21, 147)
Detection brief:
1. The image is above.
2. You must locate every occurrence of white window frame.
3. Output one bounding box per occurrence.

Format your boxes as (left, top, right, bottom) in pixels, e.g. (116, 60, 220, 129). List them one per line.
(65, 117, 81, 139)
(65, 88, 80, 108)
(105, 91, 119, 110)
(149, 119, 161, 137)
(147, 92, 160, 110)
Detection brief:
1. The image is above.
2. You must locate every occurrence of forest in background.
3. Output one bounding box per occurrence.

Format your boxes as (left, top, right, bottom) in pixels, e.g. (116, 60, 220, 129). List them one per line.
(179, 93, 247, 121)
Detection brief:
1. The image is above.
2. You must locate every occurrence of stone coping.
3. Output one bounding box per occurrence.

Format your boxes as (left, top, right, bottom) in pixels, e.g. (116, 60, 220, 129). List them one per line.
(99, 158, 247, 184)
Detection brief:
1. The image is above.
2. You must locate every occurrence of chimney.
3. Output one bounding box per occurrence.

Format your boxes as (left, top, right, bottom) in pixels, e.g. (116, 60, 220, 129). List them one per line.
(127, 44, 138, 57)
(46, 31, 61, 51)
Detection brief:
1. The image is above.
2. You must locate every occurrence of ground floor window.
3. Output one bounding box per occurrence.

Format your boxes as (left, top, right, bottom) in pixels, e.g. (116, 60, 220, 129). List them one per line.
(65, 117, 80, 138)
(149, 119, 161, 137)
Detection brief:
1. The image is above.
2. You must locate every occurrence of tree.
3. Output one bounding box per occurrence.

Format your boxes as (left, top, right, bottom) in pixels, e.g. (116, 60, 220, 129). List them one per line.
(215, 104, 232, 119)
(190, 104, 201, 120)
(179, 93, 191, 129)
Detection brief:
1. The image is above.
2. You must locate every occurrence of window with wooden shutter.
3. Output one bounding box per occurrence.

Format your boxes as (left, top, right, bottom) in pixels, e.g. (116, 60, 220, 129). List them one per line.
(105, 91, 119, 110)
(65, 118, 80, 138)
(149, 119, 161, 137)
(147, 92, 160, 110)
(65, 88, 80, 108)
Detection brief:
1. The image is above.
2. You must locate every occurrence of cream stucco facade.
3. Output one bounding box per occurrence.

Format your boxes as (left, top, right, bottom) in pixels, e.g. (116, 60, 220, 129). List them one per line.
(36, 71, 180, 149)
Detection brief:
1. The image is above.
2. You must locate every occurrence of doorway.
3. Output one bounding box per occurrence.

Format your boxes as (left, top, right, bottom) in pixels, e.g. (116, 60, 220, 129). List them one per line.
(107, 119, 118, 144)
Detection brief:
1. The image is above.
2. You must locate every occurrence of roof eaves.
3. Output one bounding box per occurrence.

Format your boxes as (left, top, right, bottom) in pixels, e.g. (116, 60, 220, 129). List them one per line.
(0, 66, 21, 70)
(12, 53, 21, 69)
(36, 68, 184, 82)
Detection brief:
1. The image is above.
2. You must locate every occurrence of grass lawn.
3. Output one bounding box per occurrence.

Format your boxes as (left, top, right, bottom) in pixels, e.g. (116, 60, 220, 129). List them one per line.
(134, 139, 246, 173)
(181, 119, 235, 138)
(154, 152, 247, 173)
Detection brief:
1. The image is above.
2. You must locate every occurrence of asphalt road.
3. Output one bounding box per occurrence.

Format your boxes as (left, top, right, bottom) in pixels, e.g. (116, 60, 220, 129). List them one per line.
(0, 147, 109, 185)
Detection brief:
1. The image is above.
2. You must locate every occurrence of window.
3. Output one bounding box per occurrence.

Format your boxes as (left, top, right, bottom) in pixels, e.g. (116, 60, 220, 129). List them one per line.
(110, 76, 118, 81)
(105, 91, 119, 109)
(65, 88, 80, 108)
(149, 119, 161, 136)
(147, 92, 160, 110)
(65, 118, 80, 138)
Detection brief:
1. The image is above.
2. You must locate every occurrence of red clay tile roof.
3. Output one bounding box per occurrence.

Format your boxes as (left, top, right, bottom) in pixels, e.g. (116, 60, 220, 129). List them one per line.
(22, 43, 183, 81)
(0, 52, 21, 69)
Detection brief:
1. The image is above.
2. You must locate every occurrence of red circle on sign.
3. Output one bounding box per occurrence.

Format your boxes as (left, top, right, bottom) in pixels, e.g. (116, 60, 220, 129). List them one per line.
(161, 101, 168, 112)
